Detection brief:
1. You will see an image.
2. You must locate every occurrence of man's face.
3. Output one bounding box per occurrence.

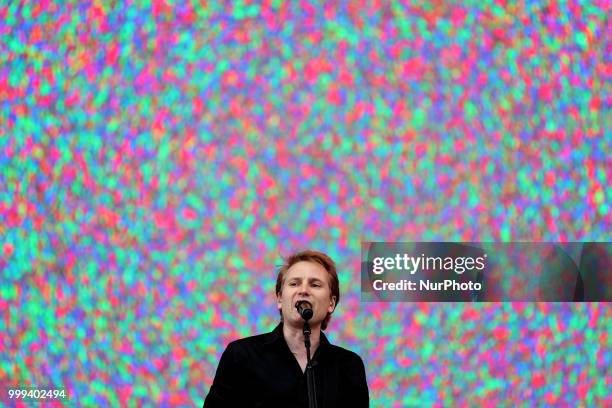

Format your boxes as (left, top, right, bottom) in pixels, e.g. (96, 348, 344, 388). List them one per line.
(277, 261, 336, 328)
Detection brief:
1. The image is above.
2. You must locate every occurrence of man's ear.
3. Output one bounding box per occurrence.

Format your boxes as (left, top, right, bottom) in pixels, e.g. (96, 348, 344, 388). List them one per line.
(277, 293, 282, 310)
(328, 296, 337, 314)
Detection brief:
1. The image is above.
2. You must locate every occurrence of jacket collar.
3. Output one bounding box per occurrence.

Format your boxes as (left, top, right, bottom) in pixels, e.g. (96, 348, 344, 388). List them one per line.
(264, 322, 330, 348)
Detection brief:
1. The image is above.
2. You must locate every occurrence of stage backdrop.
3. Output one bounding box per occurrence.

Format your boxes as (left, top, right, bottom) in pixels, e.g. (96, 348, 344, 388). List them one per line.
(1, 1, 609, 406)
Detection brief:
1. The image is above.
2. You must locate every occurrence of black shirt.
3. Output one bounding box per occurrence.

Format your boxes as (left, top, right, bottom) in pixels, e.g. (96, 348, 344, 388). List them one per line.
(204, 323, 369, 407)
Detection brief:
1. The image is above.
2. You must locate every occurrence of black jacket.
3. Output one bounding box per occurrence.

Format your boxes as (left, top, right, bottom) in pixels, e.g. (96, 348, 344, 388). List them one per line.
(204, 323, 369, 407)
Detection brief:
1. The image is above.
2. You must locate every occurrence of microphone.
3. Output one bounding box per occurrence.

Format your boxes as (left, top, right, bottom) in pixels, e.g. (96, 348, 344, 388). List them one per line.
(295, 300, 313, 321)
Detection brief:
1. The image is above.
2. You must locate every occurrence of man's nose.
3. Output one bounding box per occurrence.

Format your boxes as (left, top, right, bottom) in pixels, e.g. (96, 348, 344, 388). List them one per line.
(298, 283, 311, 294)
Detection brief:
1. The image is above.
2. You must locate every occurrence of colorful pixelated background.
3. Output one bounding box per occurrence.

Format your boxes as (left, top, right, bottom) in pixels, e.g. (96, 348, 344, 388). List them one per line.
(1, 1, 610, 406)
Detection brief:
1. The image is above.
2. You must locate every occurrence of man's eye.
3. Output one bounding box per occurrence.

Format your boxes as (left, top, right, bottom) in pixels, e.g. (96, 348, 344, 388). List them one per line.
(312, 283, 321, 287)
(289, 282, 297, 286)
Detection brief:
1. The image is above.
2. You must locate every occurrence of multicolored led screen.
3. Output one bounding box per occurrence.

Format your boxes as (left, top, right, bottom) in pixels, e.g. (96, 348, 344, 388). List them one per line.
(1, 1, 610, 406)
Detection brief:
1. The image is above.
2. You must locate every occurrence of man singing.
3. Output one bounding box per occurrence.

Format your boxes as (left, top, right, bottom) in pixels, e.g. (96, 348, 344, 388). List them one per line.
(204, 250, 369, 407)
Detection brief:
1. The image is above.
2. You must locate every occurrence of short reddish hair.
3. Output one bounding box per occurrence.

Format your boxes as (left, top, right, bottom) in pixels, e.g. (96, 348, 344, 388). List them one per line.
(275, 250, 340, 330)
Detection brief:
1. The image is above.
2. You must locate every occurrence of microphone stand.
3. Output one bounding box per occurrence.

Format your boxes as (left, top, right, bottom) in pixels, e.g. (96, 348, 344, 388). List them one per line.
(302, 320, 318, 408)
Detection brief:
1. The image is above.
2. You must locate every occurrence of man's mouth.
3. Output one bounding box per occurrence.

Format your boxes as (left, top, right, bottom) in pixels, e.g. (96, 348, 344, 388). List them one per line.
(295, 300, 313, 307)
